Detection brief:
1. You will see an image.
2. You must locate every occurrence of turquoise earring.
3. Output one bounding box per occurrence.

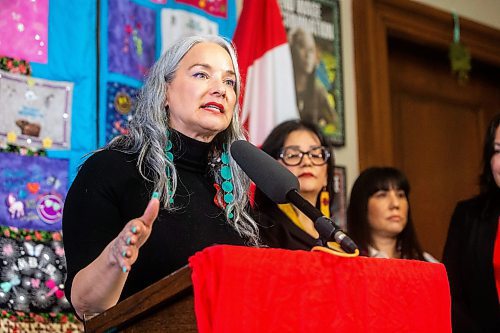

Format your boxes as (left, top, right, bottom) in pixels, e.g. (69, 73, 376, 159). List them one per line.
(165, 130, 174, 204)
(220, 144, 234, 219)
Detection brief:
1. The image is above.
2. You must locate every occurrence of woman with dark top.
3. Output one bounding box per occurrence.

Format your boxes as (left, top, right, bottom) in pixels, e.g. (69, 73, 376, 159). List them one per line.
(346, 167, 437, 262)
(63, 35, 259, 319)
(442, 113, 500, 333)
(252, 119, 336, 250)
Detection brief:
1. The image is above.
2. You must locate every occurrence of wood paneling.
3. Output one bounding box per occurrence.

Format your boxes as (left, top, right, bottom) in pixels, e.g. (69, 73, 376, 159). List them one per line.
(353, 0, 500, 259)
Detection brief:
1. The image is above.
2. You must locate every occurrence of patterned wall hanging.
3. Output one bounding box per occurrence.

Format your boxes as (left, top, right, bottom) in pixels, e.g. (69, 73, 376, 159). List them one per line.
(107, 0, 156, 80)
(175, 0, 228, 18)
(0, 229, 69, 313)
(0, 70, 73, 150)
(0, 56, 32, 76)
(0, 0, 49, 64)
(160, 8, 219, 52)
(0, 153, 68, 232)
(105, 82, 139, 143)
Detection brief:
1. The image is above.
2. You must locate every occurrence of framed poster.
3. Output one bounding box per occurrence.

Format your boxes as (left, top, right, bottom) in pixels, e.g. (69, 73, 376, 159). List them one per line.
(332, 165, 346, 230)
(279, 0, 345, 146)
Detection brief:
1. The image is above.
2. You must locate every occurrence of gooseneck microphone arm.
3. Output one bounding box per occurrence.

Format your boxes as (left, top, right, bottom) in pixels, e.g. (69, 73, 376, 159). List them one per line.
(286, 190, 358, 254)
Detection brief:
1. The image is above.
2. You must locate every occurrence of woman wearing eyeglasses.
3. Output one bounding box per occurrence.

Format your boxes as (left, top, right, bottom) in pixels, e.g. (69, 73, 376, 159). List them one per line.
(252, 119, 335, 250)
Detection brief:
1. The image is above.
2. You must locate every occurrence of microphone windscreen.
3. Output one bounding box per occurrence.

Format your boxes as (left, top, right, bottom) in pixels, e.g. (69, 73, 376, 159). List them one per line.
(230, 140, 299, 204)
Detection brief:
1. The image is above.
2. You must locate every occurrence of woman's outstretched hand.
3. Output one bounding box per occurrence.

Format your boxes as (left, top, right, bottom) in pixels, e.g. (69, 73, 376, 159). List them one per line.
(109, 196, 160, 273)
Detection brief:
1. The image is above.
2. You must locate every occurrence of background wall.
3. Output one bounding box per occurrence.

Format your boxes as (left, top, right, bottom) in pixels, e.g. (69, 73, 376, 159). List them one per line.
(336, 0, 500, 196)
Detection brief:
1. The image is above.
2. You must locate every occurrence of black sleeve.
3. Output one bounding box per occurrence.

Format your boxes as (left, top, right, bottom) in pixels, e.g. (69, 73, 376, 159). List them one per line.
(254, 207, 286, 249)
(442, 202, 481, 333)
(253, 190, 318, 250)
(62, 150, 150, 306)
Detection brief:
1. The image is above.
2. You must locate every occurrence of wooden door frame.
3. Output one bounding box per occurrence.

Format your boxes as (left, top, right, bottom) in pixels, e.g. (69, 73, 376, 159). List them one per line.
(353, 0, 500, 169)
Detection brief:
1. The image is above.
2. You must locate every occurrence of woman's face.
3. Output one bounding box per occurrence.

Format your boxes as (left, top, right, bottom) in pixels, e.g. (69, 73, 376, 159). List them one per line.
(294, 31, 316, 74)
(279, 129, 328, 198)
(367, 187, 408, 239)
(491, 125, 500, 187)
(166, 42, 237, 142)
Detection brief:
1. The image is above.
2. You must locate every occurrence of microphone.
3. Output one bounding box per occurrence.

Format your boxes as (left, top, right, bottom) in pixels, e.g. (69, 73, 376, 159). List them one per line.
(231, 140, 358, 254)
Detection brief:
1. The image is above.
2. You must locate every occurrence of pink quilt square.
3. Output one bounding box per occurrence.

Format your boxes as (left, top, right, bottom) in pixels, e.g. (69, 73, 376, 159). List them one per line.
(0, 0, 49, 63)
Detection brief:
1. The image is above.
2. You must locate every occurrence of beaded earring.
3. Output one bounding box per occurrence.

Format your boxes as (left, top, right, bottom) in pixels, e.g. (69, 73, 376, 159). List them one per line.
(220, 144, 234, 219)
(165, 130, 174, 204)
(319, 186, 330, 218)
(211, 144, 235, 219)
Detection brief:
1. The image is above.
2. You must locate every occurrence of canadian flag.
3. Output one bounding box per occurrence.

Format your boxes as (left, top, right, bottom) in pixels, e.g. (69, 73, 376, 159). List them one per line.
(232, 0, 298, 146)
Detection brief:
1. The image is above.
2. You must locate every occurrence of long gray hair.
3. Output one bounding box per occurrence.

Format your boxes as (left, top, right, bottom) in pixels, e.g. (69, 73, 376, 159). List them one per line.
(106, 35, 260, 245)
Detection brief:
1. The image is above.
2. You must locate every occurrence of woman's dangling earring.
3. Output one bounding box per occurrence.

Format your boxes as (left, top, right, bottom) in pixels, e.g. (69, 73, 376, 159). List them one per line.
(220, 144, 234, 219)
(319, 186, 330, 218)
(211, 145, 235, 219)
(165, 130, 174, 204)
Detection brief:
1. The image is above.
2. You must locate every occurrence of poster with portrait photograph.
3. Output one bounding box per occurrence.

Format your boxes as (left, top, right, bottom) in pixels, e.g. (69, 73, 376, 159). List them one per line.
(279, 0, 344, 146)
(332, 165, 346, 230)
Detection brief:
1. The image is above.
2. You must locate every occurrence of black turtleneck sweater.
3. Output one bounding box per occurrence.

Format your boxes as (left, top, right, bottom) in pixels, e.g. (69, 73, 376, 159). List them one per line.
(63, 132, 246, 304)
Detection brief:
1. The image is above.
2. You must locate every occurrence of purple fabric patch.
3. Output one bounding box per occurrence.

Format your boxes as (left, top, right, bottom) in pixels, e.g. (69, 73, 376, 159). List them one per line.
(107, 0, 156, 80)
(0, 153, 68, 231)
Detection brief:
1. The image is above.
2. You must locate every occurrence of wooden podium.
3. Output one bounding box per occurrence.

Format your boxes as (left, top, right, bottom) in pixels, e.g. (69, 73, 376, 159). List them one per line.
(84, 265, 196, 333)
(84, 245, 451, 332)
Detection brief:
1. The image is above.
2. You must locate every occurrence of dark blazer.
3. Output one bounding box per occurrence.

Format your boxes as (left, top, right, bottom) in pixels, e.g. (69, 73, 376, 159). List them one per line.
(442, 192, 500, 333)
(253, 189, 320, 250)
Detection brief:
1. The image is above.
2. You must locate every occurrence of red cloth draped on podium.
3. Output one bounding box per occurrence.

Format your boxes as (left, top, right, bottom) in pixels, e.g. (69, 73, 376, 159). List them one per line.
(189, 245, 451, 333)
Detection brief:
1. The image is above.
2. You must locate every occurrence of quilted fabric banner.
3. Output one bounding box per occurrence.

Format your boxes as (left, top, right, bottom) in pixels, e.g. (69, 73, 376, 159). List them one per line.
(0, 153, 68, 231)
(0, 0, 49, 64)
(0, 70, 73, 150)
(107, 0, 157, 80)
(99, 0, 237, 145)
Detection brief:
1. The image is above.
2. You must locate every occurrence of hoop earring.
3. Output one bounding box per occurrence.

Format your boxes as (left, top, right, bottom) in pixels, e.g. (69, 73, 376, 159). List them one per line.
(319, 186, 330, 218)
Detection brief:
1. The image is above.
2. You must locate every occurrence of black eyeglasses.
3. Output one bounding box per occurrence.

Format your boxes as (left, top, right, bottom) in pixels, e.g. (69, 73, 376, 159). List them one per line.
(279, 146, 331, 166)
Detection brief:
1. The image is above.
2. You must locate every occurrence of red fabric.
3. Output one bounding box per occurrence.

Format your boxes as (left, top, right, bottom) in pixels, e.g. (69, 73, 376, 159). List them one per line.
(232, 0, 287, 91)
(189, 245, 451, 333)
(493, 217, 500, 300)
(248, 182, 256, 207)
(232, 0, 288, 133)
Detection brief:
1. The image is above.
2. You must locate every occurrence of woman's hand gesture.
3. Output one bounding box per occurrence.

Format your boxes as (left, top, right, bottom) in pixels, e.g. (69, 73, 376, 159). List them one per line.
(109, 196, 160, 273)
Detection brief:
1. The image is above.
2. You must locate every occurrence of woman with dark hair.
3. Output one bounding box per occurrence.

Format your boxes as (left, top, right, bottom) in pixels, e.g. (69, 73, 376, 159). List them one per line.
(442, 113, 500, 333)
(252, 119, 336, 250)
(346, 167, 437, 261)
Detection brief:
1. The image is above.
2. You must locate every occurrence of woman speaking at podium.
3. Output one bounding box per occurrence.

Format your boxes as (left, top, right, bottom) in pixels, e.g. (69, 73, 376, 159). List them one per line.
(62, 35, 259, 319)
